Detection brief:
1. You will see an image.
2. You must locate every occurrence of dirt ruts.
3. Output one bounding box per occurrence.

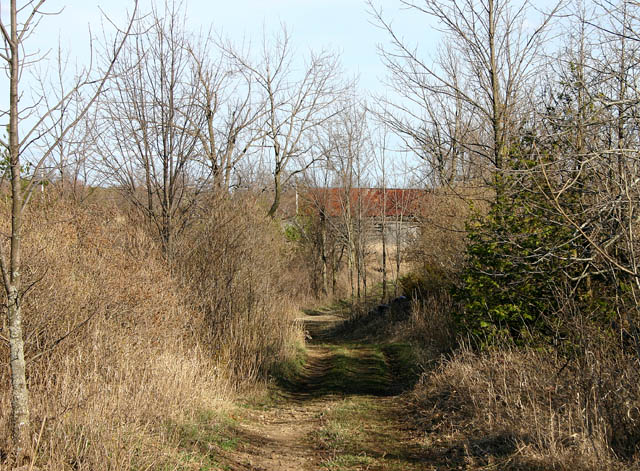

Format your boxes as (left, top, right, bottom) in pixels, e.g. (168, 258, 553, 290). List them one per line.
(214, 307, 430, 471)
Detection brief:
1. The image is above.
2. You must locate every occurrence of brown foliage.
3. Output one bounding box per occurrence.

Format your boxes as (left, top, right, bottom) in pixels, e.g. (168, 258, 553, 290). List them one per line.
(404, 289, 640, 470)
(409, 187, 487, 280)
(0, 192, 301, 469)
(176, 193, 303, 381)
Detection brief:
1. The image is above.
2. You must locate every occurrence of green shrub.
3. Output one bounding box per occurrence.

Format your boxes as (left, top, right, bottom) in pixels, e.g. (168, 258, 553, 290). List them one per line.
(457, 152, 598, 345)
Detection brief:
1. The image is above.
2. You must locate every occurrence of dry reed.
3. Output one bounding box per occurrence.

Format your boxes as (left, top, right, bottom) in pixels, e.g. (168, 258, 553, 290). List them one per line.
(0, 191, 302, 470)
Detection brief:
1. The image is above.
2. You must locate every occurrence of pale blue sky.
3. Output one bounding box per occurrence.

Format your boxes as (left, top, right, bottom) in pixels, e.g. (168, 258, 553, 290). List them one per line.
(1, 1, 562, 185)
(0, 1, 435, 183)
(22, 0, 438, 96)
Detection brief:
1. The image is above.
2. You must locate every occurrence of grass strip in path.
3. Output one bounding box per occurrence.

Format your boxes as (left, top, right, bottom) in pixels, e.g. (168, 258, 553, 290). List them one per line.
(176, 307, 431, 470)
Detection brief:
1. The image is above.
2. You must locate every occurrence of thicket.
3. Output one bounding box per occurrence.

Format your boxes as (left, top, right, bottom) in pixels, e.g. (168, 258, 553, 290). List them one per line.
(391, 179, 640, 469)
(446, 171, 640, 468)
(1, 0, 344, 459)
(0, 191, 302, 469)
(397, 155, 640, 468)
(176, 192, 305, 380)
(458, 149, 590, 344)
(395, 139, 640, 467)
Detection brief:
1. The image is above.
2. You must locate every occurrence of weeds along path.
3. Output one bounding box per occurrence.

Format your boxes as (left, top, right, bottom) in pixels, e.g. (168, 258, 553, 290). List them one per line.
(216, 306, 430, 471)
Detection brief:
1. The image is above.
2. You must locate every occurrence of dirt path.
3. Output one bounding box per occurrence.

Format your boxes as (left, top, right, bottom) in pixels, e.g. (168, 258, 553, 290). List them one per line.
(216, 309, 431, 471)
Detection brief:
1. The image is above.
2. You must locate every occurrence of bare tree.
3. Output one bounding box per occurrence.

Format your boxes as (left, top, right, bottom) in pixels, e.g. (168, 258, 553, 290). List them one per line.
(298, 151, 335, 296)
(325, 101, 374, 302)
(388, 183, 419, 296)
(188, 36, 265, 191)
(370, 0, 562, 191)
(537, 0, 640, 357)
(0, 0, 136, 459)
(97, 1, 203, 258)
(373, 126, 390, 301)
(34, 45, 102, 201)
(227, 27, 345, 217)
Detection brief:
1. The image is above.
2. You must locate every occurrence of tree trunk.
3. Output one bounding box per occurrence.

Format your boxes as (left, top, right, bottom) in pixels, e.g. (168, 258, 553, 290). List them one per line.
(320, 211, 328, 295)
(8, 288, 29, 460)
(332, 247, 340, 295)
(348, 238, 355, 304)
(382, 219, 387, 302)
(7, 0, 30, 457)
(362, 247, 367, 299)
(488, 0, 505, 192)
(356, 243, 361, 301)
(394, 219, 401, 297)
(267, 171, 281, 218)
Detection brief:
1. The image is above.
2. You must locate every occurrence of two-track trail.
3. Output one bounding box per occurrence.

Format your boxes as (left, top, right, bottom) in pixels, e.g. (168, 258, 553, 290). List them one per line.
(216, 307, 432, 471)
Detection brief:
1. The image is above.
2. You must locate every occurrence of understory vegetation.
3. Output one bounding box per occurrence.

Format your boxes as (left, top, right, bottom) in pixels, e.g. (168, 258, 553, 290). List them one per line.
(0, 193, 304, 469)
(373, 187, 640, 470)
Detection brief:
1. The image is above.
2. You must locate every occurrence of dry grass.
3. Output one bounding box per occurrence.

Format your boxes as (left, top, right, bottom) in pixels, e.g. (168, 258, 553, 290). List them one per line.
(409, 186, 486, 280)
(409, 344, 640, 469)
(404, 302, 640, 470)
(396, 293, 457, 357)
(0, 192, 302, 469)
(176, 193, 304, 382)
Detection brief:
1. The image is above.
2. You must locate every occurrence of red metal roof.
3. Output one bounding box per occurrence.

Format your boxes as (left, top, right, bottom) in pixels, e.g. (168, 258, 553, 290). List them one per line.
(300, 188, 424, 218)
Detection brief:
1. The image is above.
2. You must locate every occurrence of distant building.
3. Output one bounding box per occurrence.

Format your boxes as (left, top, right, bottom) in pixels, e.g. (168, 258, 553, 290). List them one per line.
(293, 187, 426, 245)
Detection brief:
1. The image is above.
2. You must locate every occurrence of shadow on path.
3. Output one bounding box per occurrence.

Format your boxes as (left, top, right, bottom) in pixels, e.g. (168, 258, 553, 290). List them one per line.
(285, 308, 420, 399)
(278, 345, 396, 399)
(221, 307, 429, 471)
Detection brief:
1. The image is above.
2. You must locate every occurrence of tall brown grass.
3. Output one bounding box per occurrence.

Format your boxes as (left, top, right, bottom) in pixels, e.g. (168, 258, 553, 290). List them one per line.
(0, 191, 302, 469)
(176, 193, 304, 382)
(400, 276, 640, 469)
(408, 340, 640, 470)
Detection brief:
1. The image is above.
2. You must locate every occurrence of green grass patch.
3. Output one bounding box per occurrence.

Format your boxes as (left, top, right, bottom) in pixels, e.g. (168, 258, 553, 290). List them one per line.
(163, 409, 240, 470)
(322, 454, 377, 470)
(322, 344, 392, 395)
(316, 396, 428, 471)
(315, 418, 351, 453)
(269, 341, 308, 384)
(382, 343, 422, 392)
(158, 451, 231, 471)
(276, 342, 422, 398)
